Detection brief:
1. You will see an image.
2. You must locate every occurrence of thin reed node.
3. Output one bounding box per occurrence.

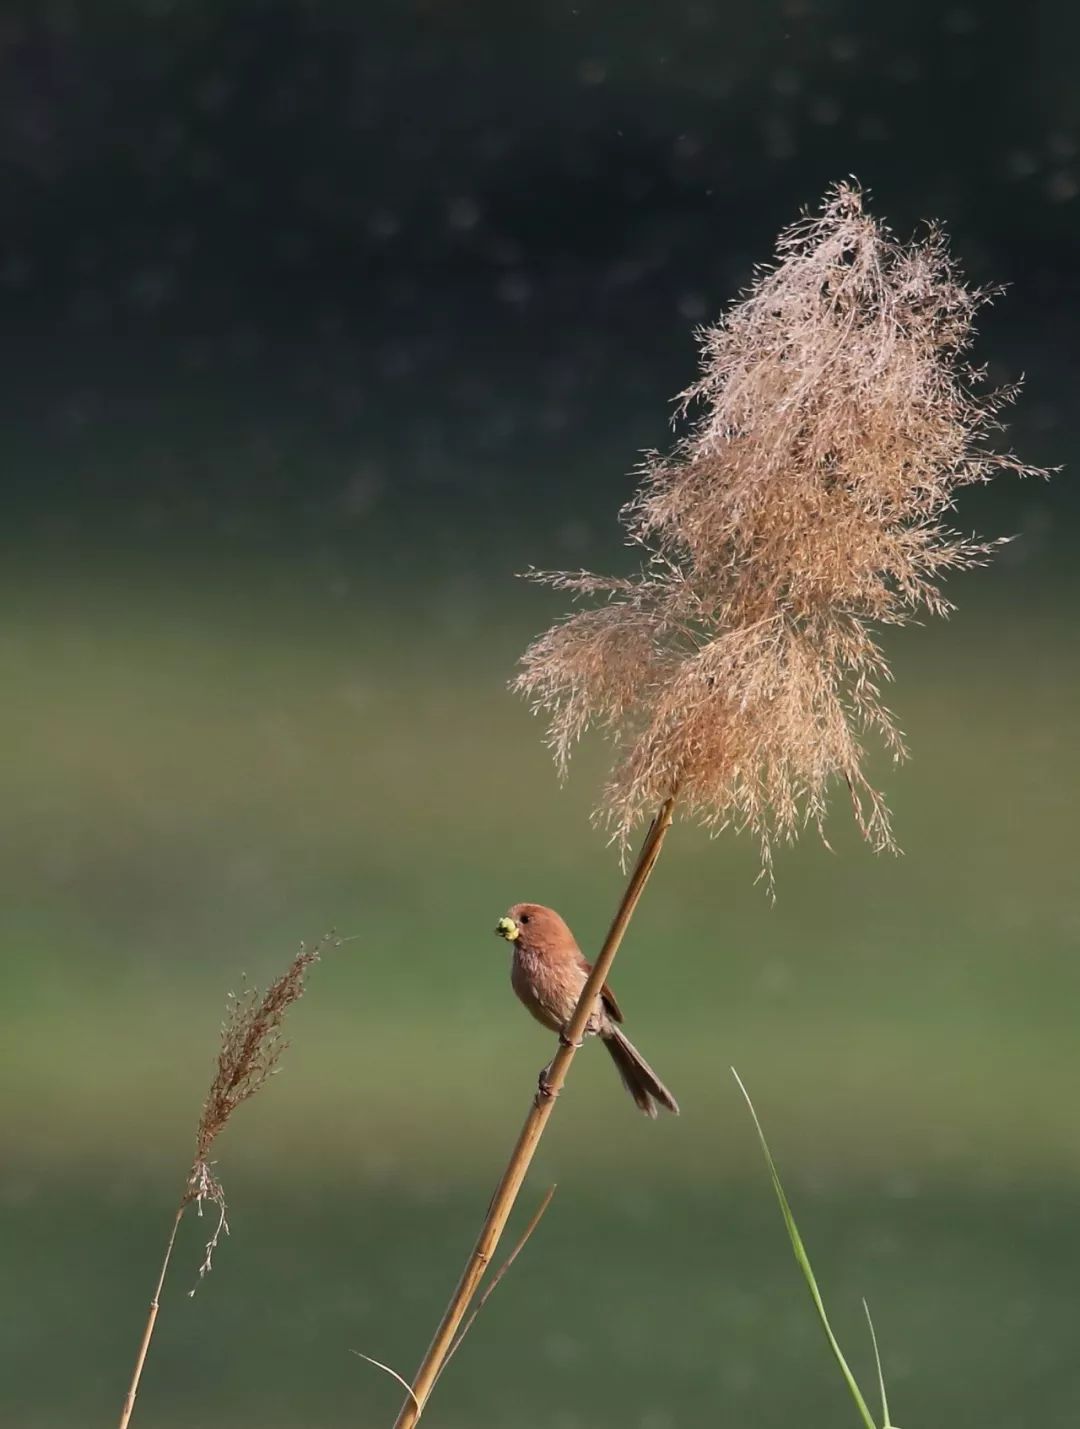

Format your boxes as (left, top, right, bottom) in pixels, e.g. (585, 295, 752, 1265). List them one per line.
(116, 934, 336, 1429)
(389, 181, 1045, 1426)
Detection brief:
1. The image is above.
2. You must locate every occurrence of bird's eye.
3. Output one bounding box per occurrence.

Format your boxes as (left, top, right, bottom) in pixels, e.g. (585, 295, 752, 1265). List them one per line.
(520, 913, 530, 924)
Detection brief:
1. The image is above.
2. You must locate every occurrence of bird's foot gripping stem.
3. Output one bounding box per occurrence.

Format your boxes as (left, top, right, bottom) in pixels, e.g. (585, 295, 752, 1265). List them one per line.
(536, 1028, 586, 1105)
(536, 1060, 559, 1106)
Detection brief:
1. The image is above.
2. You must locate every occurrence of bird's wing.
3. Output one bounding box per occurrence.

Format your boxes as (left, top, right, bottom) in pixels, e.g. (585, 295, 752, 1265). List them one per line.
(576, 949, 624, 1022)
(600, 982, 624, 1022)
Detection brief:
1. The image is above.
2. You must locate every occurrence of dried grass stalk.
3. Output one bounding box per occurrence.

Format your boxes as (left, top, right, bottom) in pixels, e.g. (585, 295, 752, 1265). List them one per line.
(516, 182, 1045, 879)
(116, 935, 333, 1429)
(391, 799, 675, 1429)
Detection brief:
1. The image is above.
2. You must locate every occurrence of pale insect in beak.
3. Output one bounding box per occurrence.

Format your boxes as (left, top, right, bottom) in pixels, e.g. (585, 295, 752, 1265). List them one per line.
(495, 916, 520, 941)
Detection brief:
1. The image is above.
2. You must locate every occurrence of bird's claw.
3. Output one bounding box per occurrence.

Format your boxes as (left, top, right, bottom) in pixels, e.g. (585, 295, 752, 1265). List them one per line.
(558, 1030, 584, 1049)
(536, 1067, 559, 1104)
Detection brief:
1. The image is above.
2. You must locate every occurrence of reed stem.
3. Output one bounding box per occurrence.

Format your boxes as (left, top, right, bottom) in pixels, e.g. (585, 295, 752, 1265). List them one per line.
(391, 794, 677, 1427)
(117, 1202, 185, 1429)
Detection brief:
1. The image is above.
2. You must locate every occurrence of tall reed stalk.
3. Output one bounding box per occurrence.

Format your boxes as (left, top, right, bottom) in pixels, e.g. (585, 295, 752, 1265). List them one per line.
(390, 181, 1042, 1424)
(391, 796, 675, 1428)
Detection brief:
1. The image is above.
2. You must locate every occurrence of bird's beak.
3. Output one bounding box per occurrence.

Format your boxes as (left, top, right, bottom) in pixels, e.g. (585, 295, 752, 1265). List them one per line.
(495, 916, 520, 942)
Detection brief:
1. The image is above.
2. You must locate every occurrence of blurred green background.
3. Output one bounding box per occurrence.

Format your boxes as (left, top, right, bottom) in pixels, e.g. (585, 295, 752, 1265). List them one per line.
(3, 2, 1080, 1427)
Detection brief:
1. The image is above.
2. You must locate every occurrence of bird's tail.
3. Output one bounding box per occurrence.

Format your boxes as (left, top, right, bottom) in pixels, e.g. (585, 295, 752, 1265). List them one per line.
(602, 1025, 679, 1118)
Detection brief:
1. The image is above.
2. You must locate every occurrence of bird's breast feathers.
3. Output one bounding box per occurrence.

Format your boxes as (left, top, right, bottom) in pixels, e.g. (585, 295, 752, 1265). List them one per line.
(511, 945, 597, 1033)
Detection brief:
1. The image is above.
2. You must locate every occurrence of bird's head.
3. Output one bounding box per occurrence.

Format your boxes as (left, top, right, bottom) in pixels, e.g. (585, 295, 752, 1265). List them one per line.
(494, 903, 572, 952)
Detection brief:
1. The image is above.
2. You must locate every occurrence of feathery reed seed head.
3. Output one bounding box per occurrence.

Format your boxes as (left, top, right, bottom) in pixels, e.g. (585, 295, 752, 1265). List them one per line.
(186, 935, 332, 1281)
(515, 183, 1046, 878)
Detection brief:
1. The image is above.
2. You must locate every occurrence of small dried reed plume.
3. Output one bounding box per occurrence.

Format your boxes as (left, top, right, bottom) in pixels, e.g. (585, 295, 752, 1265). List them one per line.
(517, 182, 1044, 876)
(117, 935, 333, 1429)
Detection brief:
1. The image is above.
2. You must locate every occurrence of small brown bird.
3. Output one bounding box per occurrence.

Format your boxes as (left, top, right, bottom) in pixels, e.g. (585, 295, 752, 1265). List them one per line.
(495, 902, 679, 1117)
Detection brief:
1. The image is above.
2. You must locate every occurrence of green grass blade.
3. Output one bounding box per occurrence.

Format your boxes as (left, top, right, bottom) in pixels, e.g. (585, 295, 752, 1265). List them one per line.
(863, 1299, 894, 1428)
(732, 1067, 877, 1429)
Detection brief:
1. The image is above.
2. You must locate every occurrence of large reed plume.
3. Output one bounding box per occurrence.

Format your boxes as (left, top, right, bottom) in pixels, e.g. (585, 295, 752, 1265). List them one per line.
(389, 182, 1043, 1427)
(518, 181, 1041, 878)
(117, 935, 333, 1429)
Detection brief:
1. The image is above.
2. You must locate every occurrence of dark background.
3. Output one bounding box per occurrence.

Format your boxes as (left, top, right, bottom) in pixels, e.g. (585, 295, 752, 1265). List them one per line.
(2, 0, 1076, 549)
(2, 4, 1078, 1428)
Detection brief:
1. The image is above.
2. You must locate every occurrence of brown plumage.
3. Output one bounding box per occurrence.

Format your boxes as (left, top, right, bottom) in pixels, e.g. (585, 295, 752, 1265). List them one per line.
(495, 902, 678, 1118)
